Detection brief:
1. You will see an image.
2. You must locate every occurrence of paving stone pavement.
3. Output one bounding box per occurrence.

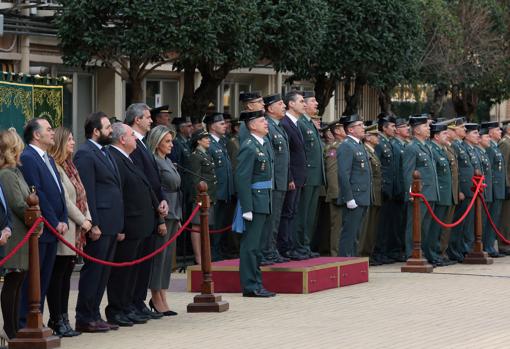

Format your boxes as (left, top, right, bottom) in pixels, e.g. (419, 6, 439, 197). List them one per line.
(41, 258, 510, 349)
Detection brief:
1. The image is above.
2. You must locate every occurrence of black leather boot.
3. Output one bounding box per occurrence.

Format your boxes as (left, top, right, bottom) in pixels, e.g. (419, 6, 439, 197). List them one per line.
(48, 316, 67, 338)
(62, 313, 81, 337)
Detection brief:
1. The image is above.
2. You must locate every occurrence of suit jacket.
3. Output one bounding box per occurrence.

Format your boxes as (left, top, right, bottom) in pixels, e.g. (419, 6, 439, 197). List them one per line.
(266, 116, 289, 191)
(487, 140, 506, 200)
(280, 115, 307, 187)
(208, 135, 234, 201)
(130, 138, 164, 202)
(402, 139, 439, 202)
(336, 136, 372, 206)
(235, 135, 273, 214)
(298, 115, 325, 186)
(429, 141, 453, 206)
(110, 147, 158, 240)
(74, 140, 123, 236)
(375, 133, 395, 200)
(20, 145, 67, 243)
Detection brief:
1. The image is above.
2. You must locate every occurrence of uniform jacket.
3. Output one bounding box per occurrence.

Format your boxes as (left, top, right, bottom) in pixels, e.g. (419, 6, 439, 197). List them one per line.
(280, 115, 307, 187)
(460, 141, 482, 198)
(336, 136, 372, 206)
(391, 137, 406, 200)
(477, 147, 493, 203)
(487, 140, 506, 201)
(444, 144, 459, 205)
(498, 135, 510, 191)
(226, 135, 240, 174)
(375, 133, 394, 200)
(190, 146, 217, 202)
(20, 145, 67, 242)
(402, 139, 439, 202)
(324, 140, 342, 203)
(208, 135, 234, 201)
(298, 115, 325, 186)
(235, 135, 273, 214)
(266, 116, 290, 191)
(365, 143, 382, 207)
(429, 141, 453, 206)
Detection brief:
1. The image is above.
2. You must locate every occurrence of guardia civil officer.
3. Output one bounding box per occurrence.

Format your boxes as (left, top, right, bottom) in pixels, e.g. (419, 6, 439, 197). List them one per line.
(260, 94, 290, 265)
(428, 122, 453, 266)
(234, 110, 275, 297)
(204, 113, 234, 261)
(402, 115, 439, 260)
(498, 122, 510, 254)
(337, 114, 372, 257)
(239, 92, 265, 144)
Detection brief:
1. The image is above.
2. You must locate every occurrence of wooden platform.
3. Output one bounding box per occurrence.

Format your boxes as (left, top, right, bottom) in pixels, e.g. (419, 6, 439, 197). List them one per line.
(187, 257, 369, 294)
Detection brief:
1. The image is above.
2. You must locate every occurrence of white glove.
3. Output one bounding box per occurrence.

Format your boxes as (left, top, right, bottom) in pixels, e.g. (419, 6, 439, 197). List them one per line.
(242, 212, 253, 221)
(346, 199, 358, 209)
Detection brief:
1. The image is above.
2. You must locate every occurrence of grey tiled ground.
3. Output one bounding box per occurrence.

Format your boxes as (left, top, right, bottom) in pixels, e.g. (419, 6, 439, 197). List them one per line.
(44, 259, 510, 349)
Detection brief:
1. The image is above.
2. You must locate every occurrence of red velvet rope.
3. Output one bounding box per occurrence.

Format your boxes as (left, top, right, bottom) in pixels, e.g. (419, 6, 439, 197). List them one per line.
(0, 217, 43, 267)
(184, 225, 232, 234)
(409, 175, 485, 229)
(481, 196, 510, 245)
(40, 204, 201, 267)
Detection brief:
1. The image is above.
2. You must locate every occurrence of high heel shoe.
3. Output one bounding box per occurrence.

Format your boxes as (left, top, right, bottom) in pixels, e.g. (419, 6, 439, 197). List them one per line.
(148, 299, 162, 314)
(149, 299, 178, 316)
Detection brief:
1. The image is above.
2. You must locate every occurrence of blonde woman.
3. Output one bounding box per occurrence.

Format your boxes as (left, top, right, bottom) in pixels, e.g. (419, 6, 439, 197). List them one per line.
(47, 127, 91, 337)
(0, 129, 31, 342)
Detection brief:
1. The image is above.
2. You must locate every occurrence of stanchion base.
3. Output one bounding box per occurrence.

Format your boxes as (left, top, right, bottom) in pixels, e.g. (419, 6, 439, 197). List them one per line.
(463, 251, 494, 265)
(401, 258, 434, 273)
(9, 327, 60, 349)
(187, 294, 229, 313)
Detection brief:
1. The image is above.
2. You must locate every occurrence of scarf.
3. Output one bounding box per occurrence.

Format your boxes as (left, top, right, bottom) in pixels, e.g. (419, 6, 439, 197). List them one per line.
(63, 158, 88, 215)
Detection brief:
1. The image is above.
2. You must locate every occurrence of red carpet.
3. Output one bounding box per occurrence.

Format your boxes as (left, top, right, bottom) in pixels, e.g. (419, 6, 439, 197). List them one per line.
(187, 257, 369, 294)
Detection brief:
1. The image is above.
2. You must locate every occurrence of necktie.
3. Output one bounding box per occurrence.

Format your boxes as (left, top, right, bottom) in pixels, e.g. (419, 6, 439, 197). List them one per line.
(43, 153, 61, 192)
(0, 185, 7, 212)
(101, 147, 115, 169)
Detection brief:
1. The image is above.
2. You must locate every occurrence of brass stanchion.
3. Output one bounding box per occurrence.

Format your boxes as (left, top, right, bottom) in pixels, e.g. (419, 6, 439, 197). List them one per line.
(401, 171, 434, 273)
(187, 182, 229, 312)
(10, 188, 60, 349)
(464, 170, 493, 264)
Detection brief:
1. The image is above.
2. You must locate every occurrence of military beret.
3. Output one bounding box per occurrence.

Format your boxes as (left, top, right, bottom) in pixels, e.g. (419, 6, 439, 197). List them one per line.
(239, 91, 262, 102)
(150, 105, 171, 117)
(430, 123, 447, 134)
(481, 121, 499, 129)
(395, 118, 408, 128)
(240, 110, 265, 124)
(464, 123, 480, 132)
(408, 116, 428, 127)
(172, 116, 192, 126)
(263, 94, 282, 106)
(340, 114, 363, 126)
(202, 112, 224, 125)
(190, 129, 209, 147)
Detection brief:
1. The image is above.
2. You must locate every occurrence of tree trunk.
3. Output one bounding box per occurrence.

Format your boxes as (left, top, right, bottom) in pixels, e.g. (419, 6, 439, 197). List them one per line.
(343, 75, 366, 116)
(451, 85, 478, 120)
(129, 77, 144, 103)
(378, 87, 393, 115)
(314, 73, 337, 117)
(430, 84, 448, 118)
(181, 63, 198, 116)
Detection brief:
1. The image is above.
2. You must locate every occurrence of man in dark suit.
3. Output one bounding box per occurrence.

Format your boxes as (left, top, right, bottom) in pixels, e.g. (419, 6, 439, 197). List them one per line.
(278, 91, 308, 260)
(19, 118, 68, 327)
(124, 103, 167, 320)
(106, 123, 161, 326)
(74, 112, 124, 332)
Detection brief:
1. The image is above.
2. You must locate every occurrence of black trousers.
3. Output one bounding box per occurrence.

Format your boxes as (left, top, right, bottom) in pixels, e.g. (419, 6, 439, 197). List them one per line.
(47, 255, 75, 320)
(75, 235, 117, 324)
(106, 238, 143, 317)
(277, 186, 302, 255)
(132, 235, 155, 310)
(1, 271, 27, 339)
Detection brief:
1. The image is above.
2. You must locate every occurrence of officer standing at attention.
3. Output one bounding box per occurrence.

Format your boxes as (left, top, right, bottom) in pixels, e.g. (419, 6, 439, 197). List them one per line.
(260, 94, 290, 265)
(337, 114, 372, 256)
(295, 91, 325, 258)
(204, 113, 234, 261)
(372, 113, 396, 264)
(234, 110, 275, 297)
(428, 122, 453, 266)
(324, 120, 346, 256)
(498, 122, 510, 254)
(479, 124, 503, 257)
(239, 92, 265, 144)
(358, 124, 382, 260)
(402, 115, 439, 260)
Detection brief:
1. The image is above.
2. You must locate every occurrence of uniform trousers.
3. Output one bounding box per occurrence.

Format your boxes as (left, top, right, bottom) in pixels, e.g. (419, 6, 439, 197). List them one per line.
(358, 206, 380, 257)
(261, 190, 286, 260)
(339, 205, 367, 257)
(428, 205, 449, 263)
(405, 201, 435, 259)
(440, 205, 456, 257)
(498, 199, 510, 253)
(483, 200, 501, 254)
(240, 213, 270, 293)
(447, 199, 474, 261)
(329, 202, 342, 256)
(294, 185, 320, 255)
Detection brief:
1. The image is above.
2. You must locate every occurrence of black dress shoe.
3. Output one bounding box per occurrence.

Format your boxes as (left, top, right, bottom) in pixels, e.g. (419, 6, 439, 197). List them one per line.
(107, 314, 133, 327)
(260, 259, 274, 266)
(259, 288, 276, 297)
(75, 321, 110, 333)
(243, 289, 276, 298)
(287, 251, 307, 261)
(48, 317, 68, 337)
(273, 256, 290, 263)
(308, 251, 320, 258)
(138, 305, 164, 319)
(62, 313, 81, 337)
(489, 252, 505, 258)
(125, 312, 148, 324)
(380, 256, 396, 264)
(369, 259, 382, 266)
(162, 310, 178, 316)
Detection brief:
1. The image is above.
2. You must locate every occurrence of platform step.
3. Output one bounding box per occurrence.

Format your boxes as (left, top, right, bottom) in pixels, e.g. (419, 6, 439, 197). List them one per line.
(187, 257, 369, 294)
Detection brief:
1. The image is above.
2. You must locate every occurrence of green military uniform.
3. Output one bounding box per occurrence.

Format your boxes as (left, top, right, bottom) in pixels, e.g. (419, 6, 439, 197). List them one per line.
(324, 140, 342, 256)
(295, 114, 325, 257)
(477, 143, 496, 255)
(498, 134, 510, 253)
(403, 116, 439, 260)
(261, 110, 289, 263)
(173, 132, 194, 212)
(227, 135, 240, 174)
(440, 142, 459, 258)
(428, 136, 453, 265)
(235, 132, 273, 294)
(359, 142, 382, 257)
(389, 134, 408, 260)
(190, 144, 217, 225)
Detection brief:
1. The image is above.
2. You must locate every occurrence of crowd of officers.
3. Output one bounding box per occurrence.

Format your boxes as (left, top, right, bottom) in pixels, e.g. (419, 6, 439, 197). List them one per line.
(169, 90, 510, 298)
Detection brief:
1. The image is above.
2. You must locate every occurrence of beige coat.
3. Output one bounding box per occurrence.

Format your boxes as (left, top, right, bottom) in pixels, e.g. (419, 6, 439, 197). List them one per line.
(0, 167, 30, 270)
(56, 165, 91, 256)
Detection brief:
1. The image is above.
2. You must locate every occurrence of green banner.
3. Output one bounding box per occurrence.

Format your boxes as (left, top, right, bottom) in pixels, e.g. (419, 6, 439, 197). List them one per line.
(0, 81, 63, 133)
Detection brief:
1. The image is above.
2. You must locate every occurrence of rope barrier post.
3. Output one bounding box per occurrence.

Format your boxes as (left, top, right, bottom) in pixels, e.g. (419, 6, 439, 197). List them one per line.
(401, 171, 434, 273)
(464, 170, 493, 265)
(187, 181, 229, 313)
(10, 188, 60, 349)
